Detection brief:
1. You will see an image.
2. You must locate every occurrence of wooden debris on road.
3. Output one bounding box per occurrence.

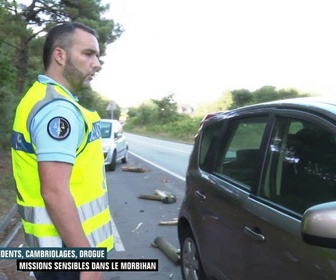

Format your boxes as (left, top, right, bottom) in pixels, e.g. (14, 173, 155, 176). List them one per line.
(138, 194, 162, 201)
(155, 189, 177, 204)
(131, 222, 143, 233)
(153, 237, 180, 265)
(121, 166, 148, 173)
(138, 190, 177, 204)
(159, 219, 178, 226)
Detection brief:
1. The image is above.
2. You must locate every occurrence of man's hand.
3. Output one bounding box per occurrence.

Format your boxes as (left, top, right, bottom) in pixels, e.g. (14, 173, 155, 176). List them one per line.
(80, 271, 102, 280)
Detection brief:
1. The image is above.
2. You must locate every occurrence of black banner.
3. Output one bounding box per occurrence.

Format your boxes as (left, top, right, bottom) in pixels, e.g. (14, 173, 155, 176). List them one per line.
(17, 259, 159, 271)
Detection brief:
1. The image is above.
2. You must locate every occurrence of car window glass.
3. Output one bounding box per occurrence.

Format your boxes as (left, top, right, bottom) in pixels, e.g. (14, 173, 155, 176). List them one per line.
(199, 121, 223, 169)
(100, 122, 112, 138)
(114, 122, 122, 138)
(261, 117, 336, 214)
(213, 116, 268, 190)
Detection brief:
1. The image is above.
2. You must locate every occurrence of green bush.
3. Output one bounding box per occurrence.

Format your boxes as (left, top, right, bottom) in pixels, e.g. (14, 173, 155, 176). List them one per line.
(124, 114, 202, 143)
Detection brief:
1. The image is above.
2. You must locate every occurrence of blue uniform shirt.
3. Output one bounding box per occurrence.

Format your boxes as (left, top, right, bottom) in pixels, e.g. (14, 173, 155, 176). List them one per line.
(30, 75, 85, 164)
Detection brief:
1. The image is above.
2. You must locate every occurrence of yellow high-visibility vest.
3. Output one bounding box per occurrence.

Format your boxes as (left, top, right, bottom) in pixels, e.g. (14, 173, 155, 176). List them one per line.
(11, 81, 114, 251)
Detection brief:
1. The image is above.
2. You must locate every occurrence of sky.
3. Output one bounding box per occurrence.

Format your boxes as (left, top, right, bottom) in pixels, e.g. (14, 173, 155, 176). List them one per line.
(90, 0, 336, 108)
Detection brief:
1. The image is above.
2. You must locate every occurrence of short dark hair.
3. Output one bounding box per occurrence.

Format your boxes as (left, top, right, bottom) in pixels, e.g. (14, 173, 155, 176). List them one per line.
(43, 21, 99, 70)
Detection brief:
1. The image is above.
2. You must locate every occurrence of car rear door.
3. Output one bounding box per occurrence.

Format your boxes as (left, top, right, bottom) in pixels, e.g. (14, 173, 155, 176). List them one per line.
(192, 113, 271, 279)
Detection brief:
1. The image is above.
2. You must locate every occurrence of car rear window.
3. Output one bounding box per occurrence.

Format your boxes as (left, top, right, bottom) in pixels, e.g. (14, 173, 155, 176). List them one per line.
(100, 122, 112, 138)
(213, 116, 267, 189)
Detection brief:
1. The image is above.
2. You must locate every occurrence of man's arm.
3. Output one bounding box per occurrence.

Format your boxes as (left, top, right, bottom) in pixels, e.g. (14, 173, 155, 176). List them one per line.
(39, 161, 103, 279)
(38, 161, 90, 247)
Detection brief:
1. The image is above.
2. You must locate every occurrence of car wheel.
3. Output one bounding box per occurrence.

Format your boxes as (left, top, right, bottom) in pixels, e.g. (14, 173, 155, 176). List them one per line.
(121, 147, 128, 164)
(107, 151, 117, 171)
(180, 227, 208, 280)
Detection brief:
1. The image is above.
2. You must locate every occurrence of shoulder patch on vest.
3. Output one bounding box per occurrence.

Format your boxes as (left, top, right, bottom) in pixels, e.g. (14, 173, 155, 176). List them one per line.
(47, 117, 71, 140)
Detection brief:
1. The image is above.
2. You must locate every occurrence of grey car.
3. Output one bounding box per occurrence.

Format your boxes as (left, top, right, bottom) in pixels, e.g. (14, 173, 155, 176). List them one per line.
(178, 97, 336, 280)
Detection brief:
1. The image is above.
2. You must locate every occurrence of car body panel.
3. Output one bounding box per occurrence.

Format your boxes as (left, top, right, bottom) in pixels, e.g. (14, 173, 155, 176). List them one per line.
(178, 97, 336, 279)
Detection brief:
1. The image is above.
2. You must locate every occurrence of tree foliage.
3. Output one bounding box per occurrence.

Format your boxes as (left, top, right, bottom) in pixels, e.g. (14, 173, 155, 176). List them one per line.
(151, 94, 178, 124)
(0, 0, 123, 94)
(75, 89, 120, 120)
(0, 0, 123, 150)
(230, 89, 254, 109)
(227, 86, 309, 111)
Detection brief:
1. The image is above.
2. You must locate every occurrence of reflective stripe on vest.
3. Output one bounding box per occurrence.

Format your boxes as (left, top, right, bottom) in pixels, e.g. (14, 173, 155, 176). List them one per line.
(22, 219, 113, 248)
(25, 235, 63, 248)
(18, 194, 109, 225)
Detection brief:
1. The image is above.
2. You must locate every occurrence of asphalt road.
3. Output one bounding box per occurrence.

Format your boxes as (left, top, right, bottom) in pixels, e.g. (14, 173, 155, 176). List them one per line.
(124, 133, 193, 180)
(103, 152, 185, 280)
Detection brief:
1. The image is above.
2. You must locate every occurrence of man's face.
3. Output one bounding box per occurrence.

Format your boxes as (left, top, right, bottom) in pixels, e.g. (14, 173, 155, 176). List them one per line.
(63, 29, 101, 92)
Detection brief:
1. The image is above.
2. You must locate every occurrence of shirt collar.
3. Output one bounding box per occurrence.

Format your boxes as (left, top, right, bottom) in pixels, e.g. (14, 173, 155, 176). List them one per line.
(37, 74, 79, 101)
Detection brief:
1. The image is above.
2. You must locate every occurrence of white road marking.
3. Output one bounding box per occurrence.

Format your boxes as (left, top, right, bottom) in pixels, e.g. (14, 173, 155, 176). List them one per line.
(111, 215, 125, 252)
(129, 151, 186, 182)
(130, 140, 191, 154)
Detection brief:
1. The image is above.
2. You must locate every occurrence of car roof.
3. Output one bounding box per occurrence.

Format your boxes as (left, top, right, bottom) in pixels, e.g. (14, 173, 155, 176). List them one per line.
(207, 97, 336, 123)
(243, 96, 336, 110)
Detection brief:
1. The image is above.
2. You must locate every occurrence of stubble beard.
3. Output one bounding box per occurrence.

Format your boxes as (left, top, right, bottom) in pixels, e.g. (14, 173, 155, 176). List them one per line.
(63, 57, 90, 92)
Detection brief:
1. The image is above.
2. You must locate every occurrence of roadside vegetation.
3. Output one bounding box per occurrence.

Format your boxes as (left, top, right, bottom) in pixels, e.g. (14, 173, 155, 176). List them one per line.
(124, 87, 311, 142)
(124, 94, 202, 143)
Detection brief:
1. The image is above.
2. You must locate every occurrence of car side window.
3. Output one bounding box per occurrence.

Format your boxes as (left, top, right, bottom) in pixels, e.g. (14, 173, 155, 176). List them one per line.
(114, 123, 119, 139)
(199, 121, 223, 170)
(261, 117, 336, 214)
(213, 116, 268, 190)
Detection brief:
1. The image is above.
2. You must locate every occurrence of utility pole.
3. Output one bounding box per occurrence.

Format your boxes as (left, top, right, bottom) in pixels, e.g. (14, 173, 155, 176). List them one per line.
(106, 101, 114, 120)
(110, 101, 114, 120)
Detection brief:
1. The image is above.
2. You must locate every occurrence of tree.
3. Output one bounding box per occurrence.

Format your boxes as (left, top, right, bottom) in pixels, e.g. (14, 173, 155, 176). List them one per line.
(0, 0, 123, 94)
(0, 33, 18, 149)
(278, 88, 309, 99)
(195, 91, 232, 117)
(229, 89, 253, 109)
(253, 85, 278, 103)
(151, 94, 178, 124)
(75, 88, 115, 119)
(127, 102, 157, 126)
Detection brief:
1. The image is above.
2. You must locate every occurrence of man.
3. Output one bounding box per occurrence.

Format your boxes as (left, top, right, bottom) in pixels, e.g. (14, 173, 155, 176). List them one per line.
(11, 22, 114, 280)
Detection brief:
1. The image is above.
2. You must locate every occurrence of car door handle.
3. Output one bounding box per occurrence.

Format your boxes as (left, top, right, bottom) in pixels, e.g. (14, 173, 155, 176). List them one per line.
(195, 191, 206, 201)
(244, 226, 266, 243)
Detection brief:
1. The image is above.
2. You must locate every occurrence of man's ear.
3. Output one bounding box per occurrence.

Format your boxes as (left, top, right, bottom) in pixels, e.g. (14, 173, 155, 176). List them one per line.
(53, 47, 67, 66)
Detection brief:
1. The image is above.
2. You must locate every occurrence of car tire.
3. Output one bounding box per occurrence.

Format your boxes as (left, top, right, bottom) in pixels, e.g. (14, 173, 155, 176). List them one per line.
(107, 151, 117, 171)
(180, 226, 208, 280)
(121, 147, 128, 164)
